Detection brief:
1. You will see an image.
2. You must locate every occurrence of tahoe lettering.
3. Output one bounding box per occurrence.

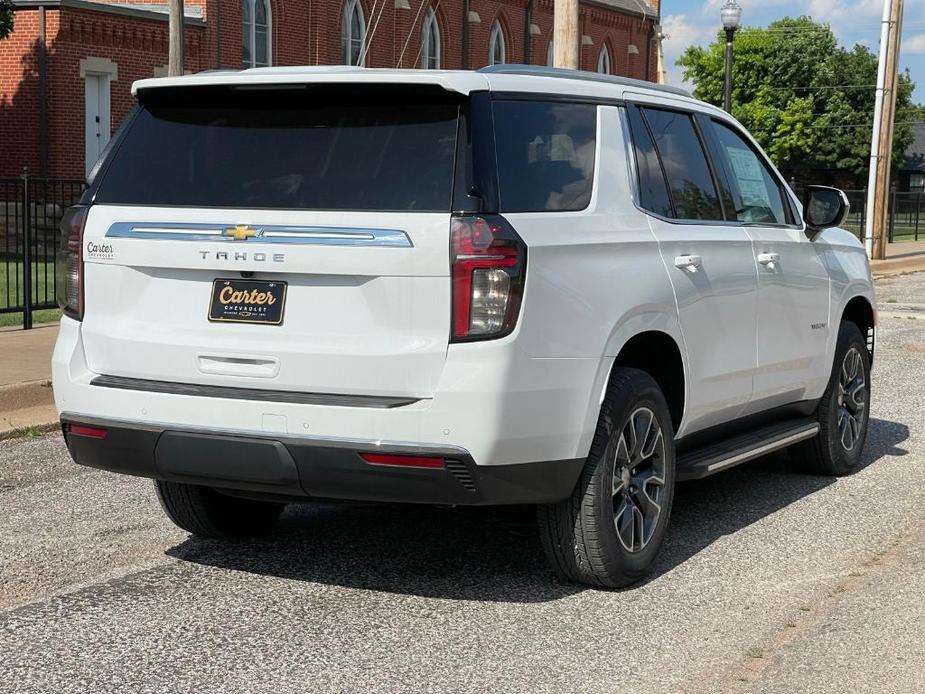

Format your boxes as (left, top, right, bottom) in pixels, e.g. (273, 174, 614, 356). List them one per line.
(199, 250, 285, 262)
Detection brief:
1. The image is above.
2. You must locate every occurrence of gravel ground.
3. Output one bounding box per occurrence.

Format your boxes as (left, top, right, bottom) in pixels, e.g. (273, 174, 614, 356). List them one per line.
(1, 275, 923, 693)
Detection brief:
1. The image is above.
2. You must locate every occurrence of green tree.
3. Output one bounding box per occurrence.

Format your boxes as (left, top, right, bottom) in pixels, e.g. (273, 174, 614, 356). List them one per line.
(0, 0, 13, 40)
(677, 16, 919, 181)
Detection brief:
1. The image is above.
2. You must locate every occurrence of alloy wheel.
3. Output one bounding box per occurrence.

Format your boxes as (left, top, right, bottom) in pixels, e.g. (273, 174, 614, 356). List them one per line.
(837, 347, 867, 452)
(610, 407, 666, 553)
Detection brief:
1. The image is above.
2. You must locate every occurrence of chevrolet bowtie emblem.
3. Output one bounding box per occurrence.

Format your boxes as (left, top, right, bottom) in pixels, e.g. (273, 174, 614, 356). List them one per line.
(223, 225, 259, 241)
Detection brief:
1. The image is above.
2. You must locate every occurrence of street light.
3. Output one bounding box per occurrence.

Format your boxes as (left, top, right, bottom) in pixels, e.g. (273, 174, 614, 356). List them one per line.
(720, 0, 742, 113)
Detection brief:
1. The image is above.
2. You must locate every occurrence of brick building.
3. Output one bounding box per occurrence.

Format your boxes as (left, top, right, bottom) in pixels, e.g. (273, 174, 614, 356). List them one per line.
(1, 0, 660, 180)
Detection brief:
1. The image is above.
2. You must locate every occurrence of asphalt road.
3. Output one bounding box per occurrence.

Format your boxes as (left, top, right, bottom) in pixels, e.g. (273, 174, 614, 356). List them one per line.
(2, 274, 924, 693)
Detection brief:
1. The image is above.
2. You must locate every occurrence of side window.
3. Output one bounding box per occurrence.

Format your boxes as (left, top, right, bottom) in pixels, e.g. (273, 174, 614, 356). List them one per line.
(712, 121, 788, 225)
(626, 106, 673, 217)
(641, 108, 723, 221)
(492, 100, 597, 212)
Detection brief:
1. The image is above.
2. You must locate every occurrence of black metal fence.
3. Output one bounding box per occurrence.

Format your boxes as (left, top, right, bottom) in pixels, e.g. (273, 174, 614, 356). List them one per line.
(793, 186, 924, 244)
(0, 173, 86, 329)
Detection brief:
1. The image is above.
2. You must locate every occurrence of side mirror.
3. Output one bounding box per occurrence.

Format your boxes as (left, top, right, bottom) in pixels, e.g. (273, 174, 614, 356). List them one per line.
(803, 185, 849, 240)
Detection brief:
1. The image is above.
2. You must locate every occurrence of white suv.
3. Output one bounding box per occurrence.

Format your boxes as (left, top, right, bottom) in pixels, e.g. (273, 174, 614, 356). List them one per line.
(53, 66, 876, 587)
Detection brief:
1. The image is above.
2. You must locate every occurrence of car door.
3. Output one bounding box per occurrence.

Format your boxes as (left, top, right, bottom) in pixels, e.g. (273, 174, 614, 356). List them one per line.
(627, 104, 758, 435)
(704, 117, 831, 413)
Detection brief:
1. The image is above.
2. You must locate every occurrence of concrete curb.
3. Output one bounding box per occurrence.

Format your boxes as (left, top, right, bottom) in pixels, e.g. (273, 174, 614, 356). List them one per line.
(0, 381, 58, 439)
(871, 259, 925, 279)
(0, 380, 54, 413)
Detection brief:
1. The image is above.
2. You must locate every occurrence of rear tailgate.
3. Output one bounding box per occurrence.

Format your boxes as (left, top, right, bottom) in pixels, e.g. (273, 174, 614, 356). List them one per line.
(79, 84, 463, 399)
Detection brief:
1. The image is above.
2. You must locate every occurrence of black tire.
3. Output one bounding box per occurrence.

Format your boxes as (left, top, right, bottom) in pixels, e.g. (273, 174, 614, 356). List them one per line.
(538, 368, 676, 588)
(790, 321, 871, 476)
(155, 481, 285, 538)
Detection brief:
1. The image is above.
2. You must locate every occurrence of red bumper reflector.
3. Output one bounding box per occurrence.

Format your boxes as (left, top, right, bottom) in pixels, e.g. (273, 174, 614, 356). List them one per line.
(360, 452, 445, 469)
(67, 424, 108, 439)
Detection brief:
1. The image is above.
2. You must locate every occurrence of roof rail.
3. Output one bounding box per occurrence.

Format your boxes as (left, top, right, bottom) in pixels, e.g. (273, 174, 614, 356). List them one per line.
(477, 65, 691, 98)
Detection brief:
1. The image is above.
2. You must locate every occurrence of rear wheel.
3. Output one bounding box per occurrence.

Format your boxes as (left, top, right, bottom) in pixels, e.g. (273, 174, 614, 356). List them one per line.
(155, 481, 286, 538)
(538, 368, 676, 588)
(790, 321, 871, 475)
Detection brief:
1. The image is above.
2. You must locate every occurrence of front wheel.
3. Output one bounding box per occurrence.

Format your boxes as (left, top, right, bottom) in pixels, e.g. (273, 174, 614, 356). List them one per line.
(538, 368, 676, 588)
(791, 321, 871, 475)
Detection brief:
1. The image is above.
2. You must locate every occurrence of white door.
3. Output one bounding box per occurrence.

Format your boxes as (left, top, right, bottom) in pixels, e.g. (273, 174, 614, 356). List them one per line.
(84, 73, 111, 178)
(628, 105, 759, 434)
(706, 119, 831, 412)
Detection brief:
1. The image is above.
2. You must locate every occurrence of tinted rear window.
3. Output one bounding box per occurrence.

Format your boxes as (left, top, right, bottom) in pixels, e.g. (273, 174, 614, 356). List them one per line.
(492, 100, 597, 212)
(95, 87, 460, 211)
(640, 108, 723, 221)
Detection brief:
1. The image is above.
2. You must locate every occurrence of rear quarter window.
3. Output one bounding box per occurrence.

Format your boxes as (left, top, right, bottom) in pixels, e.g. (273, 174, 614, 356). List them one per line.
(492, 100, 597, 212)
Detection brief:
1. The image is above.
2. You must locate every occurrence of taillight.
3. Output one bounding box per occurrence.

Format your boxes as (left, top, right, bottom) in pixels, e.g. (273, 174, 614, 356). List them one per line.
(56, 205, 88, 320)
(66, 423, 108, 439)
(360, 452, 445, 469)
(450, 215, 526, 341)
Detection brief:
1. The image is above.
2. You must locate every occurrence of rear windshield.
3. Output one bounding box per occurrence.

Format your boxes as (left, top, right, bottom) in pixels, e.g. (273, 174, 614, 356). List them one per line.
(492, 100, 597, 212)
(94, 87, 460, 211)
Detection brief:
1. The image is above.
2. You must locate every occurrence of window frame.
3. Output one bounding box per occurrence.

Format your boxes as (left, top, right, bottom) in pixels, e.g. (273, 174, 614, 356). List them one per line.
(489, 94, 599, 214)
(624, 102, 801, 228)
(597, 45, 611, 75)
(421, 7, 440, 70)
(634, 104, 729, 224)
(489, 21, 506, 66)
(241, 0, 272, 68)
(342, 0, 366, 67)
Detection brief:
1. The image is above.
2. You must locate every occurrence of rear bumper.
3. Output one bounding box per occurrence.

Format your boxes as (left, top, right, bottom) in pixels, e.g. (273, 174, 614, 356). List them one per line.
(61, 415, 584, 506)
(53, 316, 605, 467)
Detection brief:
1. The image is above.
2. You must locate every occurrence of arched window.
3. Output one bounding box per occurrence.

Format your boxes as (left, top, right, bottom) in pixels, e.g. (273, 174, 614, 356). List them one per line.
(488, 21, 505, 65)
(597, 45, 611, 74)
(421, 7, 440, 69)
(342, 0, 366, 66)
(241, 0, 271, 68)
(546, 39, 554, 66)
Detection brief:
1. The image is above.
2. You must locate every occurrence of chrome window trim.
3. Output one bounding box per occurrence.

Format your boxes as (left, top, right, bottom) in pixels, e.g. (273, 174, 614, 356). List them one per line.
(620, 102, 804, 231)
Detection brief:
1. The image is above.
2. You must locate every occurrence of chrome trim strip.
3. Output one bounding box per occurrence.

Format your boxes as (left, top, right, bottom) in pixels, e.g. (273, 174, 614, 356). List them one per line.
(704, 424, 819, 474)
(59, 411, 469, 457)
(106, 222, 413, 247)
(90, 374, 420, 410)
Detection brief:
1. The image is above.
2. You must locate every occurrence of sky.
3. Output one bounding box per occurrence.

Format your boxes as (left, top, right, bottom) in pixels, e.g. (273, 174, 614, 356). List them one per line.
(660, 0, 925, 105)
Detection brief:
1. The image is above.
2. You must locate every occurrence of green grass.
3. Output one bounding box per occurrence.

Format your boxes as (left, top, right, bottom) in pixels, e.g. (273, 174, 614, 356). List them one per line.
(9, 425, 45, 439)
(843, 219, 924, 242)
(0, 308, 61, 328)
(0, 259, 57, 326)
(0, 259, 55, 308)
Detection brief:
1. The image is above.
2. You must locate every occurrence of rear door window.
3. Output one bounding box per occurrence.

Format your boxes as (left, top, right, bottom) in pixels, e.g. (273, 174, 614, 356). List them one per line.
(626, 106, 673, 217)
(640, 108, 724, 222)
(94, 87, 460, 211)
(492, 100, 597, 212)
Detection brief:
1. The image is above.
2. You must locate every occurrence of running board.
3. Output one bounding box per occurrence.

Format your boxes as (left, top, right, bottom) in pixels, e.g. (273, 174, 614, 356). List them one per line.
(676, 418, 820, 481)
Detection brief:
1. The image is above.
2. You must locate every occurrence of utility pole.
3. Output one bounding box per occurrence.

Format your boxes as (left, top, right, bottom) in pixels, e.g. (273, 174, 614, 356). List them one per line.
(553, 0, 579, 69)
(168, 0, 185, 76)
(865, 0, 904, 260)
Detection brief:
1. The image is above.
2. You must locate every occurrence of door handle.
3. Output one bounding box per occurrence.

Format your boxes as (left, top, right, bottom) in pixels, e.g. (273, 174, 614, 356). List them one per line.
(674, 254, 702, 272)
(757, 252, 780, 266)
